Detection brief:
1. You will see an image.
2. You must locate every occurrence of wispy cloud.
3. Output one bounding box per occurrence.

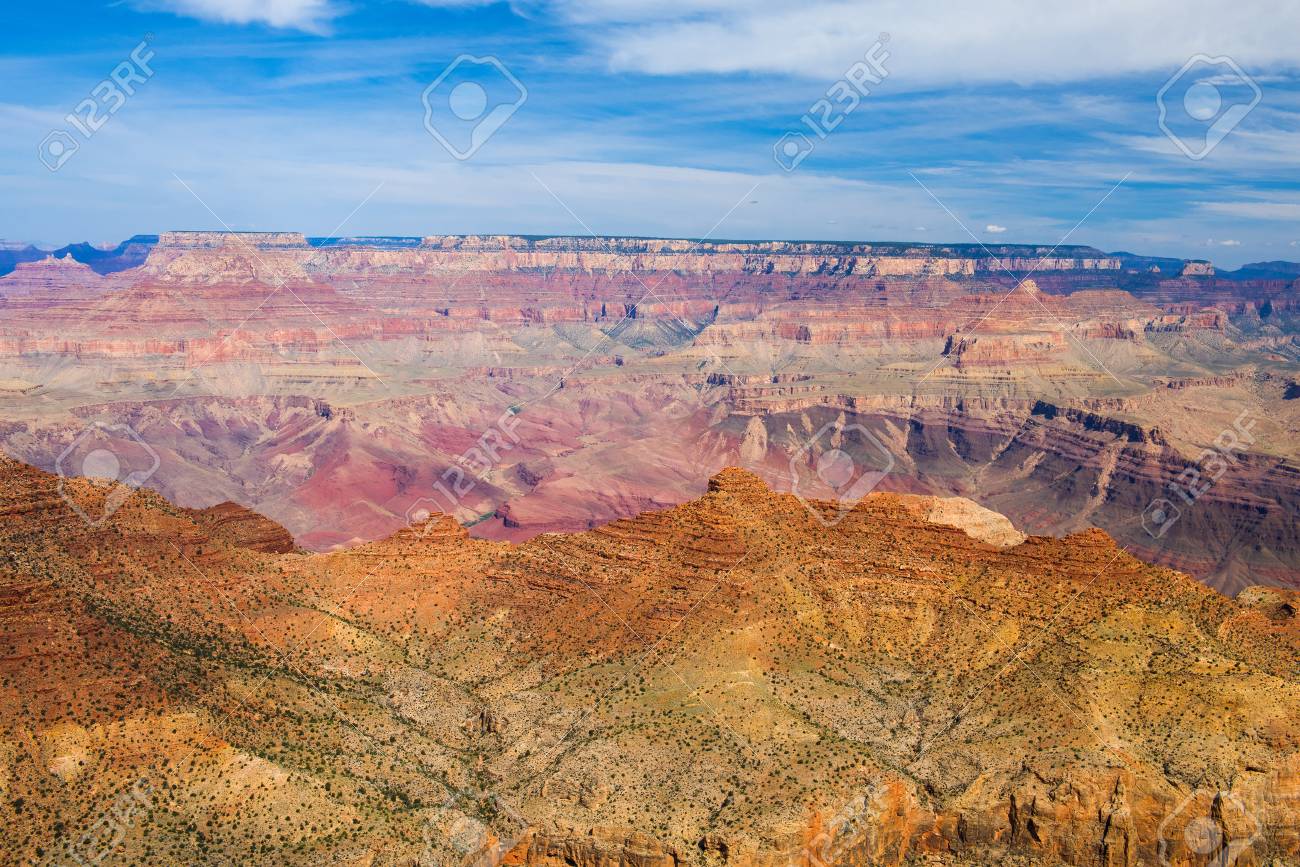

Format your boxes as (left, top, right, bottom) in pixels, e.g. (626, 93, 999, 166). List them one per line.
(1200, 200, 1300, 220)
(129, 1, 1300, 87)
(138, 0, 340, 33)
(570, 0, 1300, 83)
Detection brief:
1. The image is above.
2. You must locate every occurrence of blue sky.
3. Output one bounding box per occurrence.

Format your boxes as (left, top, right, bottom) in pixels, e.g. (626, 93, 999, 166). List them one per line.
(3, 0, 1299, 267)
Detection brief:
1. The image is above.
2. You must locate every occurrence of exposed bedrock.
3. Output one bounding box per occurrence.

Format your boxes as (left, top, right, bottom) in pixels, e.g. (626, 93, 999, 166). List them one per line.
(743, 403, 1299, 595)
(3, 392, 1295, 593)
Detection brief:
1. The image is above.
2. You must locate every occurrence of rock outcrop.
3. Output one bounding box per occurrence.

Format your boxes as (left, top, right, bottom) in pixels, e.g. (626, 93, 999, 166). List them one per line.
(182, 501, 298, 553)
(891, 493, 1027, 547)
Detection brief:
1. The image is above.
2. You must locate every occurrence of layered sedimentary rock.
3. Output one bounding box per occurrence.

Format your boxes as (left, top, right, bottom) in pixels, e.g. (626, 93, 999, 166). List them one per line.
(0, 231, 1296, 592)
(0, 254, 104, 295)
(1, 457, 1297, 865)
(133, 233, 1125, 283)
(182, 501, 298, 553)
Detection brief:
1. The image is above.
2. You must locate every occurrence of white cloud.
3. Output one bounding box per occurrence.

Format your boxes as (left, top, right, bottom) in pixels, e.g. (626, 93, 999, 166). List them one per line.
(1200, 201, 1300, 220)
(1106, 121, 1300, 169)
(562, 0, 1300, 83)
(136, 0, 1300, 84)
(1219, 239, 1242, 246)
(985, 224, 1007, 233)
(142, 0, 339, 32)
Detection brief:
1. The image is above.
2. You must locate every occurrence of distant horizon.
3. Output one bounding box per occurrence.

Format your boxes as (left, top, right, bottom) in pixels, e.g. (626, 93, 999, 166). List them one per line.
(4, 230, 1296, 271)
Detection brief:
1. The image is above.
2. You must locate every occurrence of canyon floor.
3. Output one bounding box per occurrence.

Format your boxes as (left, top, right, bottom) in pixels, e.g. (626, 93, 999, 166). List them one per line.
(1, 456, 1298, 866)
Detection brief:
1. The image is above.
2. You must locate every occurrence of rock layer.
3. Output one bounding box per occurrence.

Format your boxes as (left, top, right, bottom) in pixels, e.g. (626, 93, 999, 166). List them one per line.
(1, 232, 1297, 593)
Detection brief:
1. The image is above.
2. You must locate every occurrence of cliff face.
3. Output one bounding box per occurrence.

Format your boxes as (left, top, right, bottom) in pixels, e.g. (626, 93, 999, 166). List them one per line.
(157, 231, 310, 248)
(132, 232, 1124, 282)
(1, 458, 1297, 866)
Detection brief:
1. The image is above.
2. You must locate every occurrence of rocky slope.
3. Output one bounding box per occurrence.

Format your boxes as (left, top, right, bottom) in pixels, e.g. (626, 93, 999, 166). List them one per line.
(182, 501, 299, 553)
(1, 457, 1297, 866)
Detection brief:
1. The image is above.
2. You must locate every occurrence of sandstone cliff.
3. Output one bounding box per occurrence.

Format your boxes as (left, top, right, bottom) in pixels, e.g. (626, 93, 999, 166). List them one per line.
(132, 232, 1123, 283)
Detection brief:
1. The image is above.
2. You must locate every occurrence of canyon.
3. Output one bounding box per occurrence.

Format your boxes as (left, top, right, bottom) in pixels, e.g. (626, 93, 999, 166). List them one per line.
(0, 232, 1297, 596)
(2, 231, 1299, 866)
(1, 456, 1297, 866)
